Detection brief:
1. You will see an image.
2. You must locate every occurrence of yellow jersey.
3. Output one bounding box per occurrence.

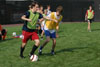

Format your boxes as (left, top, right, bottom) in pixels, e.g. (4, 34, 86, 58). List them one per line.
(45, 12, 63, 30)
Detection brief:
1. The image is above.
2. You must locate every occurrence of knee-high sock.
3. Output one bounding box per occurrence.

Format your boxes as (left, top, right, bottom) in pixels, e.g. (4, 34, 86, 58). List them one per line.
(30, 45, 38, 55)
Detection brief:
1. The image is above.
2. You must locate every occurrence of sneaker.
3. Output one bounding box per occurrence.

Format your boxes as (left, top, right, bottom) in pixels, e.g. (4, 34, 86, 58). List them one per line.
(20, 55, 25, 58)
(40, 37, 43, 40)
(51, 50, 55, 55)
(88, 30, 91, 32)
(38, 49, 42, 55)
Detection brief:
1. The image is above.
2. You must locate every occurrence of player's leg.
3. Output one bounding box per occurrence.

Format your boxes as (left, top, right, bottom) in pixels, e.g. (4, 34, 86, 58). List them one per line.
(30, 31, 40, 56)
(20, 31, 29, 58)
(51, 32, 56, 55)
(41, 30, 44, 40)
(39, 30, 51, 55)
(87, 20, 91, 32)
(20, 43, 27, 58)
(1, 29, 7, 40)
(30, 39, 40, 56)
(51, 38, 56, 55)
(39, 36, 50, 55)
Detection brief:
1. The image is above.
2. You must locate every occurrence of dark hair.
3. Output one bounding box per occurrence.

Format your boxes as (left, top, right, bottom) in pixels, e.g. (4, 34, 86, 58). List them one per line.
(39, 5, 43, 8)
(30, 1, 38, 8)
(47, 5, 50, 7)
(56, 6, 63, 13)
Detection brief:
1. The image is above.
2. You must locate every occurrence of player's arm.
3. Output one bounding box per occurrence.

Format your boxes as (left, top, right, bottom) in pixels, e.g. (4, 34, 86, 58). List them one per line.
(85, 10, 88, 21)
(44, 14, 58, 23)
(21, 11, 32, 22)
(21, 15, 32, 22)
(38, 13, 44, 23)
(44, 16, 58, 23)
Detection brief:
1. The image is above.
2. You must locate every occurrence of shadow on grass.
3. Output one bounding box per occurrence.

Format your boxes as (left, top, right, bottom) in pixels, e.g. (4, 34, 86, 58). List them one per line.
(57, 35, 67, 38)
(55, 47, 88, 54)
(58, 30, 63, 33)
(38, 53, 53, 57)
(92, 29, 100, 32)
(0, 38, 13, 43)
(38, 47, 88, 56)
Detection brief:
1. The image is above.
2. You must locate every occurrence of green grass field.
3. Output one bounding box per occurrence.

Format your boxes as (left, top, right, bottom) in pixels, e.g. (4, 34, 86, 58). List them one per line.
(0, 22, 100, 67)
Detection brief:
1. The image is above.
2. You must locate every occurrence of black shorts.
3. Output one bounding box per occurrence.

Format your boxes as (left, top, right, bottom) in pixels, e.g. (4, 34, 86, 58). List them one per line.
(87, 19, 93, 23)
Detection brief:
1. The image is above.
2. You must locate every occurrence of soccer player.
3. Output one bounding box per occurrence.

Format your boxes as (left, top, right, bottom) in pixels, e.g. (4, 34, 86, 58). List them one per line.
(39, 5, 43, 14)
(36, 5, 43, 35)
(85, 6, 94, 32)
(20, 2, 43, 58)
(0, 24, 7, 40)
(46, 5, 51, 16)
(39, 6, 63, 55)
(41, 9, 48, 40)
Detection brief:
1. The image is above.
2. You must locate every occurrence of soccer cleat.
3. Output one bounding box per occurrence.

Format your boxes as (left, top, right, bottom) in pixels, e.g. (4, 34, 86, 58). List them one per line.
(40, 37, 43, 40)
(20, 55, 25, 58)
(38, 49, 42, 55)
(51, 51, 55, 55)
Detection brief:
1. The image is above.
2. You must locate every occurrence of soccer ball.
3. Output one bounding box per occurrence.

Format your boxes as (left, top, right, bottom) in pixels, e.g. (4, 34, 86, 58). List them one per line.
(19, 35, 24, 39)
(30, 54, 38, 62)
(12, 32, 16, 36)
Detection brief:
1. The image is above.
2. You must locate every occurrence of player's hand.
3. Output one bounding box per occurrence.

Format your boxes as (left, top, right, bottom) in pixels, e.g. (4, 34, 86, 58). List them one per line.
(85, 17, 87, 21)
(27, 19, 32, 22)
(54, 20, 58, 23)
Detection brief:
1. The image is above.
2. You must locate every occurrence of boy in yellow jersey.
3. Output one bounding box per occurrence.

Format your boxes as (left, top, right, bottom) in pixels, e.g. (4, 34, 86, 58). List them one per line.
(85, 6, 94, 32)
(39, 6, 63, 55)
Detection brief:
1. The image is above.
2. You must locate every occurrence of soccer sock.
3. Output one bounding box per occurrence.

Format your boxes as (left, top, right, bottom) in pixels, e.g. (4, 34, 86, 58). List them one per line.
(40, 46, 43, 50)
(20, 46, 25, 56)
(51, 49, 54, 52)
(30, 45, 38, 55)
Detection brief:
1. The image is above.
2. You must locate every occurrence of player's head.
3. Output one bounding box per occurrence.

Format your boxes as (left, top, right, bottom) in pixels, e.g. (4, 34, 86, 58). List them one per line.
(39, 5, 43, 11)
(89, 5, 92, 10)
(30, 1, 39, 12)
(56, 6, 63, 16)
(47, 5, 50, 10)
(44, 9, 47, 15)
(28, 5, 31, 10)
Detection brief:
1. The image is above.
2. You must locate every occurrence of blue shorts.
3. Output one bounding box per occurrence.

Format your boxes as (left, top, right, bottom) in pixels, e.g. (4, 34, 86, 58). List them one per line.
(44, 30, 56, 38)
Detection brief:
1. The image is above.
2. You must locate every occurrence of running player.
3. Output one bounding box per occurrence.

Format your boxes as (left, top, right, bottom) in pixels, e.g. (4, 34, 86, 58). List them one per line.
(46, 5, 51, 16)
(39, 6, 63, 55)
(20, 2, 43, 58)
(85, 5, 94, 32)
